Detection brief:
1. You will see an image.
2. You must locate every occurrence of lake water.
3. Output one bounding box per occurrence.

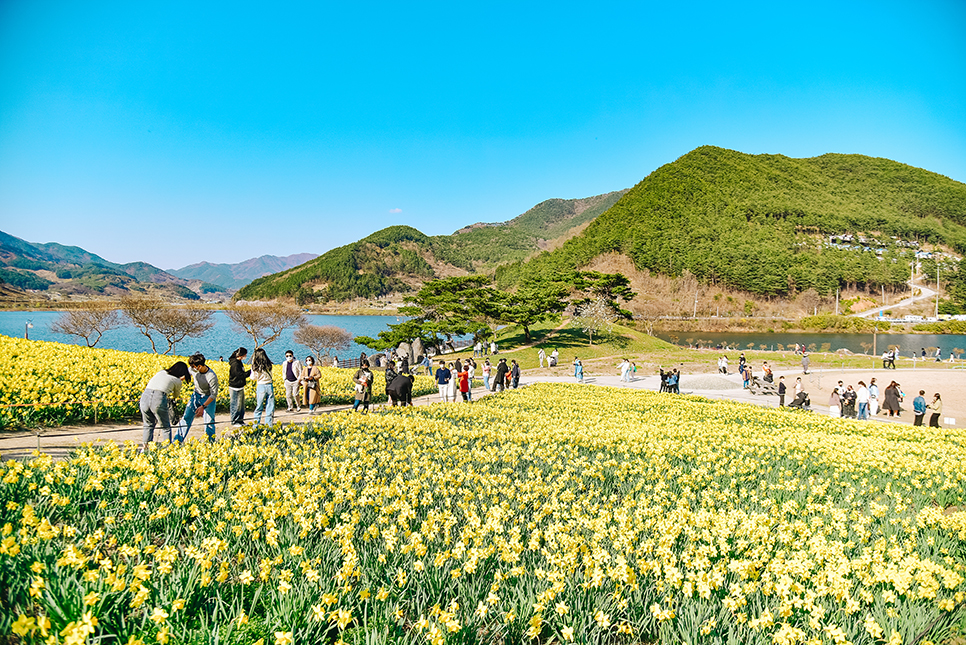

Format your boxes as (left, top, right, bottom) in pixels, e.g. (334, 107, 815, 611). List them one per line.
(0, 311, 401, 363)
(656, 331, 966, 358)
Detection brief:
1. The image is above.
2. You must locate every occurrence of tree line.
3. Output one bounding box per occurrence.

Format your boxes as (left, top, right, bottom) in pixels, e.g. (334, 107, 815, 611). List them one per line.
(354, 271, 635, 353)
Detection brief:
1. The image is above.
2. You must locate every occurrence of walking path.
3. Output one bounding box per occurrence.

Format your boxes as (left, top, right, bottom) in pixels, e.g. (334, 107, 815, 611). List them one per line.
(2, 366, 962, 460)
(853, 278, 936, 318)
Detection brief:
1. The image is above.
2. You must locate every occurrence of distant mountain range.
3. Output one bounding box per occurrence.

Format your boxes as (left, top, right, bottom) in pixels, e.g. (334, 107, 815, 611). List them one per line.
(0, 229, 316, 300)
(168, 254, 318, 290)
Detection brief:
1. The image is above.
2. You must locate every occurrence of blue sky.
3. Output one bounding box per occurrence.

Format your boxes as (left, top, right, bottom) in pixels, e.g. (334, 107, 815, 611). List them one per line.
(1, 0, 964, 269)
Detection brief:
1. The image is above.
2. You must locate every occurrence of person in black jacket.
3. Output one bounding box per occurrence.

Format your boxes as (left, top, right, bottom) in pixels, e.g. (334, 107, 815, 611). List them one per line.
(510, 360, 520, 388)
(493, 358, 509, 392)
(387, 362, 414, 406)
(384, 361, 398, 406)
(228, 347, 250, 427)
(777, 376, 786, 407)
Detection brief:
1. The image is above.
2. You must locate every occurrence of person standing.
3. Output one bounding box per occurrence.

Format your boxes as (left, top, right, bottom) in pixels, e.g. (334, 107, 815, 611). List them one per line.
(573, 357, 583, 383)
(353, 359, 373, 412)
(180, 353, 219, 443)
(801, 351, 810, 374)
(510, 360, 520, 388)
(387, 364, 414, 406)
(828, 387, 841, 418)
(620, 358, 631, 383)
(435, 360, 452, 402)
(482, 358, 492, 391)
(856, 381, 869, 420)
(550, 348, 559, 367)
(538, 348, 546, 368)
(777, 376, 786, 407)
(384, 360, 398, 407)
(912, 390, 927, 426)
(282, 350, 302, 412)
(474, 341, 482, 358)
(251, 348, 275, 426)
(927, 393, 942, 428)
(446, 362, 459, 401)
(842, 385, 857, 418)
(139, 361, 190, 452)
(228, 347, 250, 427)
(883, 381, 901, 417)
(490, 340, 498, 355)
(300, 356, 322, 412)
(458, 364, 472, 402)
(493, 358, 509, 392)
(868, 378, 880, 416)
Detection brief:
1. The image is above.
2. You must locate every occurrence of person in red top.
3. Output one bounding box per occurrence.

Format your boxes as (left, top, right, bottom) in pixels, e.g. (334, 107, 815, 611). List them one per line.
(458, 366, 472, 402)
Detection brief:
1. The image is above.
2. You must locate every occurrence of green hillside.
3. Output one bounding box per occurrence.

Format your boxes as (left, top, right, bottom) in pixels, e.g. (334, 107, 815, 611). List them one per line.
(236, 191, 626, 302)
(497, 146, 966, 296)
(236, 226, 436, 302)
(434, 191, 627, 268)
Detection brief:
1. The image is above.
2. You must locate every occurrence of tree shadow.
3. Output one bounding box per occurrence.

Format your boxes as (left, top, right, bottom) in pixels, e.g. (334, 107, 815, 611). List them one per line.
(532, 327, 632, 351)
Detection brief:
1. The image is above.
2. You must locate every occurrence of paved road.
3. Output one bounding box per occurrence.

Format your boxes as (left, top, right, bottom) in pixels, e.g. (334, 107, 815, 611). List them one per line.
(853, 279, 936, 318)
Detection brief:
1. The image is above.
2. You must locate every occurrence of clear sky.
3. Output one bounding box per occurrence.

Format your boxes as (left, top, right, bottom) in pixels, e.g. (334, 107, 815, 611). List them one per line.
(1, 0, 964, 270)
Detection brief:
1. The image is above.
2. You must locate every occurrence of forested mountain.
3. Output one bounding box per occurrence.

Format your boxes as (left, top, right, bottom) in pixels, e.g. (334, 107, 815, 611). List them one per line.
(236, 191, 627, 302)
(170, 253, 318, 290)
(497, 147, 966, 296)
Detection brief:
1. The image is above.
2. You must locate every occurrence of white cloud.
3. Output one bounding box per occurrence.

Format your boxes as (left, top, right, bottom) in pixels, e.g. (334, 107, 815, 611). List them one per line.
(389, 208, 402, 213)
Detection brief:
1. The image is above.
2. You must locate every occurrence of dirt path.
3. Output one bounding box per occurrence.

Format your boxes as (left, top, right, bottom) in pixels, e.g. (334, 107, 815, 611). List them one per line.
(0, 388, 478, 461)
(5, 366, 962, 461)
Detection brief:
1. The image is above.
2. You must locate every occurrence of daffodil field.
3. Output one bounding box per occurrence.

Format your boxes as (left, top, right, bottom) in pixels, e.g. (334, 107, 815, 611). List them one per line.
(3, 384, 966, 644)
(0, 337, 436, 429)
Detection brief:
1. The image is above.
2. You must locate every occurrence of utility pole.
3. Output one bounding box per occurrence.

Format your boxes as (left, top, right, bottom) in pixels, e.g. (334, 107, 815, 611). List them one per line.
(936, 263, 940, 319)
(835, 287, 839, 315)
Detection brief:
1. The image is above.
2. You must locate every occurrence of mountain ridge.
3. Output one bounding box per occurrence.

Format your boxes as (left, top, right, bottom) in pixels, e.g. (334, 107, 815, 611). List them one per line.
(496, 146, 966, 298)
(235, 190, 628, 302)
(169, 253, 319, 290)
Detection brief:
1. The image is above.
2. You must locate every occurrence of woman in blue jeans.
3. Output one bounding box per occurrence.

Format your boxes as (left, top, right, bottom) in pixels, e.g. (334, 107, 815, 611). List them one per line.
(251, 348, 275, 426)
(139, 361, 190, 452)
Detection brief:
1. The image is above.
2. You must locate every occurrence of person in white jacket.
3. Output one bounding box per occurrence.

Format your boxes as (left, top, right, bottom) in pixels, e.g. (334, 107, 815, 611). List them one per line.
(855, 381, 870, 419)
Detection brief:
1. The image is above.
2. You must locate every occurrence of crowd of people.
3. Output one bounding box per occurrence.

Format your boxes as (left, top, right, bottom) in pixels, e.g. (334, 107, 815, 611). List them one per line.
(136, 338, 956, 453)
(712, 352, 949, 426)
(825, 378, 943, 426)
(428, 356, 524, 402)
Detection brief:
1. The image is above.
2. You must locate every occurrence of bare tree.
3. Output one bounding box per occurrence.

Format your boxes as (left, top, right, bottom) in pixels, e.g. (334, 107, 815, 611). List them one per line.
(226, 302, 306, 350)
(573, 295, 617, 345)
(293, 324, 353, 363)
(119, 295, 214, 354)
(119, 295, 166, 353)
(51, 303, 121, 347)
(152, 308, 215, 354)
